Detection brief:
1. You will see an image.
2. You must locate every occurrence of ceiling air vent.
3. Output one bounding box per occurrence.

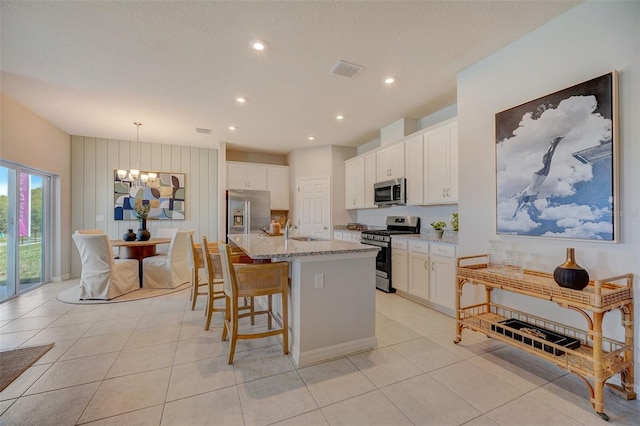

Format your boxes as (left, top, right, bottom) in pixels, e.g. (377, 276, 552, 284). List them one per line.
(196, 128, 212, 134)
(330, 60, 364, 79)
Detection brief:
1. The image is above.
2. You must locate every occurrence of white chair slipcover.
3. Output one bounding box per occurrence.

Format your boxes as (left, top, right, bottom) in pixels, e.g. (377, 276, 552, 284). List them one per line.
(155, 227, 179, 254)
(72, 232, 139, 300)
(142, 229, 192, 288)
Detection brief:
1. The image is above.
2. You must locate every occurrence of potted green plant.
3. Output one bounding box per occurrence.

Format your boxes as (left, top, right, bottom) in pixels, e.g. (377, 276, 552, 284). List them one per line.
(430, 221, 446, 239)
(451, 213, 459, 232)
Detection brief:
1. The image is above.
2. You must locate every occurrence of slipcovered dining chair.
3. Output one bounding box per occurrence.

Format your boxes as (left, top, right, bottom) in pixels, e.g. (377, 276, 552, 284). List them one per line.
(72, 232, 139, 300)
(155, 227, 179, 254)
(218, 242, 288, 364)
(142, 229, 192, 288)
(76, 229, 104, 234)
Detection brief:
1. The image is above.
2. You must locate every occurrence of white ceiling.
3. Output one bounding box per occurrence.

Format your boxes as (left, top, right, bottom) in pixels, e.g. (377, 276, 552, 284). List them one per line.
(1, 1, 579, 155)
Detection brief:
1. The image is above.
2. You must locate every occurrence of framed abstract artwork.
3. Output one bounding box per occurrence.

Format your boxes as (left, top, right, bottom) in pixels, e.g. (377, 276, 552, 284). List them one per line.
(114, 171, 186, 220)
(495, 72, 617, 241)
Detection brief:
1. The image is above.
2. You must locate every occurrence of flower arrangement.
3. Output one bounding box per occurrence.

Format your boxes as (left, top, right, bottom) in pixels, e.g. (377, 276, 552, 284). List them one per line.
(451, 213, 459, 232)
(431, 221, 446, 230)
(134, 203, 150, 220)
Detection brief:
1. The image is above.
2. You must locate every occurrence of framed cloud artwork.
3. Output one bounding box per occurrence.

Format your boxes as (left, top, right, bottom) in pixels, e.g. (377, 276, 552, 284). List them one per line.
(495, 72, 618, 241)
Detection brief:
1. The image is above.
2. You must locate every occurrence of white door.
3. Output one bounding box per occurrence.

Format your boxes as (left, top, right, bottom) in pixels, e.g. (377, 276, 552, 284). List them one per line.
(296, 178, 330, 238)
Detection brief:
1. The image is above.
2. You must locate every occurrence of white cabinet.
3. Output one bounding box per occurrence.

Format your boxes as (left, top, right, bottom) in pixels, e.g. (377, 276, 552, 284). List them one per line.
(391, 238, 408, 293)
(404, 135, 424, 205)
(333, 230, 343, 241)
(227, 162, 268, 190)
(228, 162, 290, 210)
(408, 240, 429, 299)
(333, 230, 361, 242)
(425, 121, 458, 204)
(376, 143, 405, 182)
(345, 153, 377, 210)
(345, 157, 365, 209)
(364, 152, 377, 208)
(429, 243, 457, 311)
(267, 165, 290, 210)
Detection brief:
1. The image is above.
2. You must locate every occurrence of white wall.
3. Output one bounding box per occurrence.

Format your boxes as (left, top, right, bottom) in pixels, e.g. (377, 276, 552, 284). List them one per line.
(70, 136, 218, 276)
(1, 94, 72, 280)
(457, 1, 639, 390)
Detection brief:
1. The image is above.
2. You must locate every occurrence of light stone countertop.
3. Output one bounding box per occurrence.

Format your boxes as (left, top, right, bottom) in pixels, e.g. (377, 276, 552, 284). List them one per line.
(228, 234, 379, 259)
(391, 233, 458, 245)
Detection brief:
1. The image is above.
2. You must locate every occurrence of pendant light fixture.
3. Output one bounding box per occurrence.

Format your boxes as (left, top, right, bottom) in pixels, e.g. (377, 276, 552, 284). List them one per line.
(117, 122, 155, 186)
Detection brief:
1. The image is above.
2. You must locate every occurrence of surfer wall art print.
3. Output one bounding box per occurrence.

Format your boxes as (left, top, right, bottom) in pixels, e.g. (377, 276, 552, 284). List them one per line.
(495, 72, 618, 241)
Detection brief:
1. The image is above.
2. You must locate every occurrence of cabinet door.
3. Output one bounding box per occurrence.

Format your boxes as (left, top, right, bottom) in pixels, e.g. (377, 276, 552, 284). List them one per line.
(389, 143, 405, 179)
(364, 153, 377, 208)
(429, 255, 456, 311)
(391, 249, 408, 293)
(447, 122, 458, 202)
(405, 135, 424, 205)
(227, 163, 248, 189)
(245, 164, 268, 190)
(408, 251, 429, 299)
(345, 157, 364, 209)
(376, 148, 391, 182)
(424, 128, 448, 203)
(267, 166, 290, 210)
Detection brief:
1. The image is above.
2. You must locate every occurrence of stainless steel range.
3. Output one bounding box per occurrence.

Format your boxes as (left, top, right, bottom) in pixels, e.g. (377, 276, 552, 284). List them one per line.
(361, 216, 420, 293)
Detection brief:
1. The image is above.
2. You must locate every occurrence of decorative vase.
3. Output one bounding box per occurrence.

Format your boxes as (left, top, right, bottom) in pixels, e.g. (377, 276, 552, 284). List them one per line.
(553, 248, 589, 290)
(136, 218, 151, 241)
(123, 229, 136, 241)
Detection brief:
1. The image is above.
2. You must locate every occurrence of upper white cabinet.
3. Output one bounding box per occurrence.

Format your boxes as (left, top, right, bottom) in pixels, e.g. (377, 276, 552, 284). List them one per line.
(363, 152, 377, 208)
(424, 121, 458, 204)
(345, 156, 365, 209)
(227, 162, 268, 190)
(344, 152, 377, 210)
(227, 162, 290, 210)
(376, 143, 405, 182)
(267, 165, 290, 210)
(404, 135, 424, 205)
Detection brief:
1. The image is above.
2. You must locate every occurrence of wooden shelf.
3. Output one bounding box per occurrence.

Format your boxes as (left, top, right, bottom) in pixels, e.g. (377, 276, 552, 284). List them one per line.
(455, 255, 635, 421)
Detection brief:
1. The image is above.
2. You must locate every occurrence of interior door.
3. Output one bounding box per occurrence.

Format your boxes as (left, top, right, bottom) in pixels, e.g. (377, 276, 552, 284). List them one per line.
(296, 177, 330, 238)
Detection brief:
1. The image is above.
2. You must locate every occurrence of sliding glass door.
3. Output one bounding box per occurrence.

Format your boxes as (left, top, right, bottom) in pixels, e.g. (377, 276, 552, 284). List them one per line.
(0, 163, 50, 302)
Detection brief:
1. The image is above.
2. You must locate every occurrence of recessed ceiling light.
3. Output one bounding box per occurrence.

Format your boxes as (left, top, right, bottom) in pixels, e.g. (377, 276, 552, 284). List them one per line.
(228, 126, 237, 131)
(384, 76, 397, 84)
(236, 97, 246, 103)
(336, 115, 344, 120)
(250, 39, 267, 51)
(308, 136, 315, 141)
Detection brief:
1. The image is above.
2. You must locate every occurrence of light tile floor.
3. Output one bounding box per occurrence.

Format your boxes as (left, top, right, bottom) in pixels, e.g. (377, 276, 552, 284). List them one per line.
(1, 280, 639, 425)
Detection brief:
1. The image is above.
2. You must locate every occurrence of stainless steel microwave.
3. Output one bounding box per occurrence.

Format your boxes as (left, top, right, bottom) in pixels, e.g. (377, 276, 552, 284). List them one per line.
(374, 178, 406, 206)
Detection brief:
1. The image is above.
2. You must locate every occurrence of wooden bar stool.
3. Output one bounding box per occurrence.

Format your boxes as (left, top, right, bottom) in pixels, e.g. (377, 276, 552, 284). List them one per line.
(218, 242, 289, 364)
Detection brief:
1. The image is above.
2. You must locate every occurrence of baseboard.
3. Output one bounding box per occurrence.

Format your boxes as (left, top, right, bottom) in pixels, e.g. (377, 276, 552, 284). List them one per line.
(51, 273, 70, 282)
(292, 336, 377, 367)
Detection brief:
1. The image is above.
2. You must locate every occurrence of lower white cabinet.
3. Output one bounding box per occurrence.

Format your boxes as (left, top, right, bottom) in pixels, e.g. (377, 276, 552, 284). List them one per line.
(392, 238, 456, 314)
(428, 243, 457, 312)
(333, 230, 361, 242)
(391, 239, 408, 293)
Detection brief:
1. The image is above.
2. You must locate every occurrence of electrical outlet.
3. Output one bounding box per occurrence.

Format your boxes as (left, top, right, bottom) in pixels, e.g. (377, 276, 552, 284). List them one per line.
(314, 273, 324, 289)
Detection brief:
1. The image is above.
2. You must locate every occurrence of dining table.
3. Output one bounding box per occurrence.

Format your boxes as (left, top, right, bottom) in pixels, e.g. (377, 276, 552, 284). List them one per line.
(111, 238, 171, 286)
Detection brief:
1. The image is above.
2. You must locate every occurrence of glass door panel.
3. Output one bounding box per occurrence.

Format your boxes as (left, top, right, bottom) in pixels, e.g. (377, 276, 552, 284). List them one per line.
(0, 163, 49, 302)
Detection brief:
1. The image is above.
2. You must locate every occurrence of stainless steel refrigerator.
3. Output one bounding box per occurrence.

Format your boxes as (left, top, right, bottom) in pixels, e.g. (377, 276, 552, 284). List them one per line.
(226, 190, 271, 239)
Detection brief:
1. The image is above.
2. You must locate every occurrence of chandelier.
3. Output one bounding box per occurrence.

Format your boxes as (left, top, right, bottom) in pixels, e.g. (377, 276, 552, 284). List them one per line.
(116, 122, 156, 185)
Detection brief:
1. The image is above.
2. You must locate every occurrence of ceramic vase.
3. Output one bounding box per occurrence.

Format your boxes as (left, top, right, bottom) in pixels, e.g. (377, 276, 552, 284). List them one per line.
(123, 229, 136, 241)
(553, 248, 589, 290)
(136, 218, 151, 241)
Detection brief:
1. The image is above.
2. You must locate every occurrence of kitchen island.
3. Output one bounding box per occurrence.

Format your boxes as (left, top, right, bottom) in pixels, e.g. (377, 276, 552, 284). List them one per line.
(228, 234, 379, 366)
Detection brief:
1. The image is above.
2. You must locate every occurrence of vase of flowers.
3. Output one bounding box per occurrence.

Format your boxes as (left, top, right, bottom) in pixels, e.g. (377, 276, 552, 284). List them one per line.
(134, 204, 151, 241)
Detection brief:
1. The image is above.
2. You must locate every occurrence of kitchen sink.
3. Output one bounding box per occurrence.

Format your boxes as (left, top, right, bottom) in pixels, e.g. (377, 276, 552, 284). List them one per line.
(288, 236, 328, 242)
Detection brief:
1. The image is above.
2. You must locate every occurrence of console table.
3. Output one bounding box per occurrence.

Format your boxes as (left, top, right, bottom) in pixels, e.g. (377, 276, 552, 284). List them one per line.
(455, 254, 635, 421)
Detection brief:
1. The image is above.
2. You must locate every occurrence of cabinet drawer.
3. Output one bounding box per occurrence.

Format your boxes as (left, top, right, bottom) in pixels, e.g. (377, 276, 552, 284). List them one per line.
(408, 240, 429, 254)
(333, 231, 343, 240)
(391, 239, 408, 250)
(430, 243, 456, 258)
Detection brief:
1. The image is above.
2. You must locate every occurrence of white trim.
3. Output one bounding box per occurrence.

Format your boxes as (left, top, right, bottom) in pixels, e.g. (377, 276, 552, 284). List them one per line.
(291, 336, 377, 367)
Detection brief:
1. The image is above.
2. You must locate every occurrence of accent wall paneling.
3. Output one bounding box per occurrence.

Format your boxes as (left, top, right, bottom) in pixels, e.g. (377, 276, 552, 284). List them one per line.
(70, 135, 218, 277)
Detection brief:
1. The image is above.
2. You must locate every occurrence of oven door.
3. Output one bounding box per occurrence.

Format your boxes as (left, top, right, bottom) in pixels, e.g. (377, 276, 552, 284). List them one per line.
(360, 238, 393, 292)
